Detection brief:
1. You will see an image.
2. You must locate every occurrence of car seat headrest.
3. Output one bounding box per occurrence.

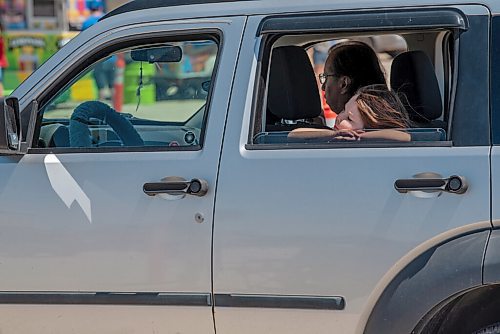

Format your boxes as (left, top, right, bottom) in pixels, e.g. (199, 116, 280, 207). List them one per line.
(267, 46, 322, 120)
(39, 123, 70, 147)
(390, 50, 443, 124)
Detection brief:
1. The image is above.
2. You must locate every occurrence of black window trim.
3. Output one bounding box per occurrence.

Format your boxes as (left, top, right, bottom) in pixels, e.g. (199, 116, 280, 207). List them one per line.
(29, 145, 202, 154)
(491, 15, 500, 145)
(245, 141, 453, 151)
(257, 7, 468, 36)
(27, 28, 223, 154)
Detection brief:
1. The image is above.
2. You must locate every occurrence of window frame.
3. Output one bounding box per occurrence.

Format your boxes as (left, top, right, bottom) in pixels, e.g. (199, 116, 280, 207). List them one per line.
(491, 15, 500, 145)
(27, 29, 222, 154)
(246, 8, 471, 150)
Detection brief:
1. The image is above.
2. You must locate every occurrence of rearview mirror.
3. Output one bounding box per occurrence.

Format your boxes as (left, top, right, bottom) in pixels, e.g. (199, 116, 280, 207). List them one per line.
(131, 45, 182, 63)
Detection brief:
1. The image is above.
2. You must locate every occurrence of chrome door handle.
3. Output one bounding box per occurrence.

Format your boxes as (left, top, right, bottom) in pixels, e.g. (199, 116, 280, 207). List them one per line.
(394, 175, 467, 194)
(143, 177, 208, 197)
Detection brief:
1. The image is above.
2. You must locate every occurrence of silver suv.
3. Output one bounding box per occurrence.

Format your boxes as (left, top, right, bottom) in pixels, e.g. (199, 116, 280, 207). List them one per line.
(1, 0, 500, 333)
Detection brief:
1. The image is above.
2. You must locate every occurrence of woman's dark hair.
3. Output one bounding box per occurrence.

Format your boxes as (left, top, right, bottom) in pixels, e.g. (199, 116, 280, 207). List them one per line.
(326, 41, 386, 96)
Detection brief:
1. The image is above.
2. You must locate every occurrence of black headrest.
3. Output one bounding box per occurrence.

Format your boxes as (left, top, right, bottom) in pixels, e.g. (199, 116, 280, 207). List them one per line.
(390, 51, 442, 124)
(267, 46, 322, 120)
(39, 123, 70, 147)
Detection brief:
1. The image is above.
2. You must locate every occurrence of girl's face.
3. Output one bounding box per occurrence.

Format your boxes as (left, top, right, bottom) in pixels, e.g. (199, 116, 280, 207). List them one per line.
(334, 95, 365, 130)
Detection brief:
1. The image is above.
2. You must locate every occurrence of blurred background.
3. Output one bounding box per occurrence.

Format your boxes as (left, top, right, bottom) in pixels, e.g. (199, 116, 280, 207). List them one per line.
(0, 0, 128, 96)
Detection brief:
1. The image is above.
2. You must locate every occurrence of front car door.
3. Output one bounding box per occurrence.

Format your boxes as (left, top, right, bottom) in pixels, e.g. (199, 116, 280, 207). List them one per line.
(0, 14, 245, 334)
(214, 5, 490, 334)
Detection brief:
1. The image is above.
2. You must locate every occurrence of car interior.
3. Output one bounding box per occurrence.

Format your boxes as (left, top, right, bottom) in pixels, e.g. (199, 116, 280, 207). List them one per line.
(35, 40, 215, 149)
(252, 29, 453, 145)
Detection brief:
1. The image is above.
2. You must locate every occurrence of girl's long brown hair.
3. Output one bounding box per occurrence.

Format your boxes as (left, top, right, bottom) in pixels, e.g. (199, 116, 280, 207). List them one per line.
(355, 85, 411, 129)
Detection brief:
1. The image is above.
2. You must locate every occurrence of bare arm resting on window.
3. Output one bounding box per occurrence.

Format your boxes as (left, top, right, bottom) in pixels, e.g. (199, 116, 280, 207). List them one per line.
(288, 128, 411, 142)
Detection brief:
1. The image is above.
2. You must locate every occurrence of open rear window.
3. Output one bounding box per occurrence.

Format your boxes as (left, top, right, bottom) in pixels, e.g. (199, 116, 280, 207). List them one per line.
(249, 9, 466, 148)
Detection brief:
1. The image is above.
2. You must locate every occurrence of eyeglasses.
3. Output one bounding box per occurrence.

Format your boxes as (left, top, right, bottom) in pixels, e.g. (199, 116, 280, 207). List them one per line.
(318, 73, 336, 84)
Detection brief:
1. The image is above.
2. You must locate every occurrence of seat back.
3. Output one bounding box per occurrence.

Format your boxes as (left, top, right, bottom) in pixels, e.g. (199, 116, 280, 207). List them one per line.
(390, 50, 446, 128)
(266, 46, 327, 131)
(39, 123, 70, 147)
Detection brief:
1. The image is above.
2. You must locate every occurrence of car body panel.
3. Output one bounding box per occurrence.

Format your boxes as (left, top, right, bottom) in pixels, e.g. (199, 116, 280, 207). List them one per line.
(491, 149, 500, 229)
(0, 305, 212, 334)
(212, 9, 491, 334)
(0, 15, 247, 333)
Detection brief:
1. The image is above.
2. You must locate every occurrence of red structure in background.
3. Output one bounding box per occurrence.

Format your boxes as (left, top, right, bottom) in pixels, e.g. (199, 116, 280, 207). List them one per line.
(322, 91, 337, 127)
(113, 53, 125, 112)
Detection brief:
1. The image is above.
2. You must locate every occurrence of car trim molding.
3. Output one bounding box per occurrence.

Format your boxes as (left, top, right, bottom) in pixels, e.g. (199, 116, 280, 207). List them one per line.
(213, 293, 345, 310)
(0, 292, 212, 306)
(0, 292, 346, 310)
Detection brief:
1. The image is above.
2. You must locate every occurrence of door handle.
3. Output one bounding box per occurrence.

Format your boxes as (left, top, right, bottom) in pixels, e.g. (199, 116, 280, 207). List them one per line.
(394, 175, 467, 194)
(143, 177, 208, 197)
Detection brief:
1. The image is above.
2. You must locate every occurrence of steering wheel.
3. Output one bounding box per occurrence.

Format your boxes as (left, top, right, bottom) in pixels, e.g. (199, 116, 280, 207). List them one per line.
(69, 101, 144, 147)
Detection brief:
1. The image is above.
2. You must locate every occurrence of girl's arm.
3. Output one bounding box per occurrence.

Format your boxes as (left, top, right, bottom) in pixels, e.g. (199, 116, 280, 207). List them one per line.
(287, 128, 340, 139)
(288, 128, 410, 142)
(359, 129, 411, 142)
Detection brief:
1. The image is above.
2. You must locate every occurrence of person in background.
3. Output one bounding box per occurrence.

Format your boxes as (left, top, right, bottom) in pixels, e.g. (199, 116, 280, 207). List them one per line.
(82, 0, 115, 100)
(81, 0, 104, 30)
(0, 21, 8, 97)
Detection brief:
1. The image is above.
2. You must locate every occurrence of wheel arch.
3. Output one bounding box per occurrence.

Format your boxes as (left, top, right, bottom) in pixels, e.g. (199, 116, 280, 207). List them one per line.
(413, 284, 500, 334)
(360, 223, 490, 334)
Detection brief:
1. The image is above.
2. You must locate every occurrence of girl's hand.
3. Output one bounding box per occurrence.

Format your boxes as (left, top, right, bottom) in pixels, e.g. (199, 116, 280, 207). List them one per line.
(333, 129, 364, 141)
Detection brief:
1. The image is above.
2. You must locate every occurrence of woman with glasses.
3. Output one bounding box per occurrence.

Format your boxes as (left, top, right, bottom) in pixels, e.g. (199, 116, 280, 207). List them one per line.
(319, 41, 386, 116)
(289, 41, 411, 141)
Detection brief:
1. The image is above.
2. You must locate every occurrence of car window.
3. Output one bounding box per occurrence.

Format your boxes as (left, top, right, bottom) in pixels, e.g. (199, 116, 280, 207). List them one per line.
(251, 31, 452, 147)
(37, 39, 218, 149)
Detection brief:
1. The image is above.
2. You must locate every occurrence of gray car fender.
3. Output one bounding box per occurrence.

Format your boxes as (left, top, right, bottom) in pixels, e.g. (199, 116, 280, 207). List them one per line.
(483, 227, 500, 284)
(360, 223, 490, 334)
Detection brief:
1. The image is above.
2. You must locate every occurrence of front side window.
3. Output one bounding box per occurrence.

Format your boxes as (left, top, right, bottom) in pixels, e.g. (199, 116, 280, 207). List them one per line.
(37, 38, 218, 150)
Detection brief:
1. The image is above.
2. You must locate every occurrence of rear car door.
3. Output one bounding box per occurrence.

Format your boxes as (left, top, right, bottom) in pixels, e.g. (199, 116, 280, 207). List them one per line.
(0, 16, 245, 334)
(213, 6, 490, 334)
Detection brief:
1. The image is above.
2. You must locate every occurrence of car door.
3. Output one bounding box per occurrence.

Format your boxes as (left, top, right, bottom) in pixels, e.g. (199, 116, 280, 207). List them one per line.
(0, 16, 245, 334)
(213, 6, 490, 334)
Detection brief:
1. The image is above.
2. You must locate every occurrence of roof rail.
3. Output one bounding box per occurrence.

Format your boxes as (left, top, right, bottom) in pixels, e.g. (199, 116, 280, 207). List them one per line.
(100, 0, 253, 21)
